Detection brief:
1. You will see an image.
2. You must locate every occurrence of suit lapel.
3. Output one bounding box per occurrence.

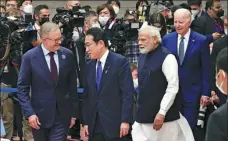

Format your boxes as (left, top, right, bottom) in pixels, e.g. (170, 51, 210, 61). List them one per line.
(37, 46, 53, 85)
(57, 49, 64, 86)
(90, 60, 97, 94)
(181, 31, 196, 66)
(173, 33, 178, 57)
(97, 52, 111, 94)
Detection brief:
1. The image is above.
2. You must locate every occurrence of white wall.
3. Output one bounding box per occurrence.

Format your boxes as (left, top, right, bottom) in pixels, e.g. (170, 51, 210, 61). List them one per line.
(31, 0, 227, 19)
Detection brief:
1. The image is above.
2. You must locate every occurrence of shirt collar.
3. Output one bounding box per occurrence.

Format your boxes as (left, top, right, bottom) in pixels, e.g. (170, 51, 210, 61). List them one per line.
(178, 29, 191, 40)
(34, 22, 40, 30)
(98, 49, 109, 64)
(41, 44, 57, 56)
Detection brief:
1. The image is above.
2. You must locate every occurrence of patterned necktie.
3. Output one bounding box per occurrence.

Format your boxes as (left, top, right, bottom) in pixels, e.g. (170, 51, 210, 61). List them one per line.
(96, 61, 102, 91)
(48, 52, 58, 82)
(179, 36, 185, 65)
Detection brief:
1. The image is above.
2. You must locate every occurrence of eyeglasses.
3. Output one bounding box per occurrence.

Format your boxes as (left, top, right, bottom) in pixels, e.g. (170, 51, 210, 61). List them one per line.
(45, 38, 61, 44)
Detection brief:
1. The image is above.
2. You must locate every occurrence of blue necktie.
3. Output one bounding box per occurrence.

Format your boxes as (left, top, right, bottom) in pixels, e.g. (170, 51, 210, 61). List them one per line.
(96, 61, 102, 90)
(179, 36, 185, 65)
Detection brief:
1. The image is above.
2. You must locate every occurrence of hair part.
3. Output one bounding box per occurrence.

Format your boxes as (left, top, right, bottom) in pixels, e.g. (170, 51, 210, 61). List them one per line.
(34, 4, 49, 16)
(40, 22, 59, 39)
(86, 27, 109, 48)
(84, 10, 98, 22)
(97, 4, 116, 19)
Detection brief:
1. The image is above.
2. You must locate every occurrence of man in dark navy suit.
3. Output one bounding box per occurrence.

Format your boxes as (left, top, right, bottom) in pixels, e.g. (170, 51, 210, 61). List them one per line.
(162, 9, 212, 129)
(17, 22, 79, 141)
(81, 27, 134, 141)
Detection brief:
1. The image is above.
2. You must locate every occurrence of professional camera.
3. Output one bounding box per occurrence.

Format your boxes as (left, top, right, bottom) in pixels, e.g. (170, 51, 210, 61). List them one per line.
(110, 19, 143, 54)
(53, 6, 87, 29)
(0, 15, 37, 65)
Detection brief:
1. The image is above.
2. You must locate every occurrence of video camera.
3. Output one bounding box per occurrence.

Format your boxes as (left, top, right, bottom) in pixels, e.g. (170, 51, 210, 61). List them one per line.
(53, 6, 87, 29)
(0, 14, 37, 65)
(110, 19, 143, 54)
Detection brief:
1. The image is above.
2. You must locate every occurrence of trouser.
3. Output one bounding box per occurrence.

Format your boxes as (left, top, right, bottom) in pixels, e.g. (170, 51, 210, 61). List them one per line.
(0, 83, 14, 139)
(22, 116, 34, 141)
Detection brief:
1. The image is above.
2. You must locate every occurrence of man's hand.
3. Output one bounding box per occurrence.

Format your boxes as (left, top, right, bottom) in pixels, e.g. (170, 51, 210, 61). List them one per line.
(210, 91, 219, 105)
(32, 39, 42, 47)
(81, 125, 89, 140)
(200, 96, 210, 108)
(212, 32, 223, 40)
(69, 118, 76, 128)
(28, 115, 40, 130)
(153, 114, 165, 131)
(120, 122, 129, 138)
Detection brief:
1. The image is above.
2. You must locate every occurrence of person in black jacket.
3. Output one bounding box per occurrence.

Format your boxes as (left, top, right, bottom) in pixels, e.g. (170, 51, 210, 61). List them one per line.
(191, 0, 225, 44)
(210, 35, 228, 105)
(205, 48, 228, 141)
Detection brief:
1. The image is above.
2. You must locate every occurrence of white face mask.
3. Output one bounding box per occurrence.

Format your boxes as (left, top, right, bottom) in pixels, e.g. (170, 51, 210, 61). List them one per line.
(133, 78, 138, 89)
(216, 70, 227, 94)
(225, 29, 228, 35)
(72, 31, 80, 42)
(191, 9, 200, 16)
(99, 16, 109, 26)
(113, 6, 119, 14)
(23, 4, 33, 14)
(92, 23, 101, 28)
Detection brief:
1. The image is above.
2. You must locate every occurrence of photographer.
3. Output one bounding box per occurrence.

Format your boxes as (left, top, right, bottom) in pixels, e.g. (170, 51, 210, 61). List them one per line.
(123, 10, 140, 64)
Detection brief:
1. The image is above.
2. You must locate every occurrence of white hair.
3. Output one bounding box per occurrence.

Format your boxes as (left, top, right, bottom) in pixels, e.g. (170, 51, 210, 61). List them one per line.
(40, 22, 60, 39)
(139, 25, 162, 43)
(174, 8, 192, 22)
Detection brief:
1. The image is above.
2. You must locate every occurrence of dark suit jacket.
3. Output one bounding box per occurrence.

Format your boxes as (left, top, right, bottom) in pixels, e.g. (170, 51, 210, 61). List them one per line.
(162, 30, 212, 102)
(191, 13, 224, 43)
(17, 45, 79, 128)
(205, 102, 228, 141)
(211, 35, 228, 105)
(82, 51, 134, 139)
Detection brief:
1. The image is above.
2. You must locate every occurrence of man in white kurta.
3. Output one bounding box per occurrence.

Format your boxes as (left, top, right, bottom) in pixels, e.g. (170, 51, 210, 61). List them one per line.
(132, 26, 194, 141)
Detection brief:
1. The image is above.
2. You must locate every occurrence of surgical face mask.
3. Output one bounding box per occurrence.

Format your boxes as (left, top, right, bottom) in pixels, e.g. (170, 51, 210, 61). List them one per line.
(225, 29, 228, 35)
(217, 9, 224, 17)
(99, 16, 109, 26)
(72, 31, 80, 41)
(23, 4, 33, 14)
(39, 17, 49, 25)
(133, 78, 138, 89)
(112, 6, 119, 14)
(91, 23, 101, 28)
(216, 70, 227, 94)
(191, 9, 200, 16)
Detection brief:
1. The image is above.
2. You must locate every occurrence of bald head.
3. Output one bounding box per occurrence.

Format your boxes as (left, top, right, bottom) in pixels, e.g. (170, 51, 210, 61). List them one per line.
(174, 8, 192, 22)
(66, 0, 80, 10)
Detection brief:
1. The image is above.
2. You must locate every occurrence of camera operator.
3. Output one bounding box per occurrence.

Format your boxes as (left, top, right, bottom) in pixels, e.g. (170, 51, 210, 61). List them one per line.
(5, 0, 18, 10)
(123, 10, 140, 64)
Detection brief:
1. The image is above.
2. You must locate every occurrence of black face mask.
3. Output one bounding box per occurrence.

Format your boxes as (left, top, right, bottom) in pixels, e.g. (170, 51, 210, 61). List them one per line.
(39, 17, 49, 25)
(217, 9, 224, 17)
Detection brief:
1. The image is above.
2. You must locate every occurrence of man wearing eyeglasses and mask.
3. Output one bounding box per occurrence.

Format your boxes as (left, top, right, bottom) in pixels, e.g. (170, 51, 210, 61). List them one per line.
(205, 48, 228, 141)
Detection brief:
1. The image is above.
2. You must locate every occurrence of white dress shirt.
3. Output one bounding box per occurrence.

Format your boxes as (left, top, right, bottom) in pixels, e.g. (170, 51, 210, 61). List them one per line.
(96, 49, 109, 72)
(177, 29, 191, 56)
(41, 44, 59, 74)
(159, 54, 179, 116)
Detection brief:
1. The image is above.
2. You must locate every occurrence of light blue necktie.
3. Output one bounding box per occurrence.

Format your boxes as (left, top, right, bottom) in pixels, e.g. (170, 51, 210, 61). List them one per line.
(96, 61, 102, 91)
(179, 36, 185, 65)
